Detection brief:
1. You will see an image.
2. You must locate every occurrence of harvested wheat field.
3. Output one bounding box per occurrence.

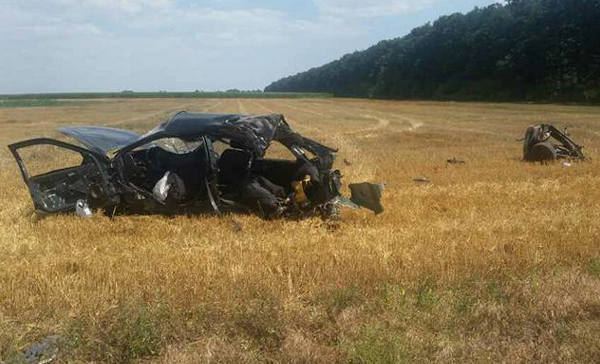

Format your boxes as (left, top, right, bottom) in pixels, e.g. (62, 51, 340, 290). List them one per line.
(1, 98, 600, 363)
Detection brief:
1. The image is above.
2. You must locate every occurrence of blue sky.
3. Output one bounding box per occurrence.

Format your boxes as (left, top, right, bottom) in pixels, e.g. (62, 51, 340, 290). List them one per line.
(0, 0, 502, 94)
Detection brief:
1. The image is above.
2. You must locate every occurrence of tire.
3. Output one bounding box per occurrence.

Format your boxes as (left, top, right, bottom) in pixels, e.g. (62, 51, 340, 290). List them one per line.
(529, 142, 557, 162)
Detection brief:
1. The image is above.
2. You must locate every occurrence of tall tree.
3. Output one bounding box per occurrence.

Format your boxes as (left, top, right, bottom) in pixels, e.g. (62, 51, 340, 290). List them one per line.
(265, 0, 600, 102)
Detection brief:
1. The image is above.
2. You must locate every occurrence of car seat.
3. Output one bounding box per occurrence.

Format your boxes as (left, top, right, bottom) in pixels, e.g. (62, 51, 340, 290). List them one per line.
(217, 149, 251, 185)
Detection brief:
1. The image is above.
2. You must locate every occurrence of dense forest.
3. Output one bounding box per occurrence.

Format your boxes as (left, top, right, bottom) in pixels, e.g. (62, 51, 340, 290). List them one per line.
(265, 0, 600, 102)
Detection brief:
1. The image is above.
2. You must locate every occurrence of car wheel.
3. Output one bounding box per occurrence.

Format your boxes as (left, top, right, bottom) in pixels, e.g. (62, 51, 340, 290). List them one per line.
(530, 142, 557, 162)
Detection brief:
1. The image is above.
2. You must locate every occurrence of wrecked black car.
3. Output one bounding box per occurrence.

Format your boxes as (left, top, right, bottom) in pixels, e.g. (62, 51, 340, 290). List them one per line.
(523, 124, 585, 162)
(9, 112, 383, 219)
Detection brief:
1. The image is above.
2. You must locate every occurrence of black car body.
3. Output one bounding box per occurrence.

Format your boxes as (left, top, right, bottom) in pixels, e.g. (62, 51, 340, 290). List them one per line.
(9, 112, 383, 218)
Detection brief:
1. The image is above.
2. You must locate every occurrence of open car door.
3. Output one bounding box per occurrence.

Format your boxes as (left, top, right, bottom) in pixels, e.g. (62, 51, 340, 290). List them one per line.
(8, 138, 118, 214)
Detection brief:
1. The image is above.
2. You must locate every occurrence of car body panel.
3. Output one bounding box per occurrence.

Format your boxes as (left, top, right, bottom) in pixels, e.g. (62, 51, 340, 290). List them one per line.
(8, 138, 118, 213)
(59, 126, 141, 156)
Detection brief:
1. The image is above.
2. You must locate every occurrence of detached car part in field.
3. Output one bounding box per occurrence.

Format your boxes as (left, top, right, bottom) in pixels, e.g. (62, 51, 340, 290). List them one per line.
(523, 124, 585, 162)
(8, 112, 384, 219)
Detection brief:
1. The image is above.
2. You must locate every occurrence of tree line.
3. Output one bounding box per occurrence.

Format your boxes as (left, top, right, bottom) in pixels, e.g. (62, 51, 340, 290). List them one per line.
(265, 0, 600, 102)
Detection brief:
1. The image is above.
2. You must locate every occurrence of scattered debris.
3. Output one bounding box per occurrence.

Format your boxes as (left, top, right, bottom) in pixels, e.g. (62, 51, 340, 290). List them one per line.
(343, 158, 352, 166)
(562, 161, 572, 167)
(523, 123, 585, 162)
(447, 157, 466, 165)
(228, 216, 243, 232)
(413, 177, 431, 184)
(9, 112, 384, 220)
(75, 199, 92, 218)
(348, 183, 385, 215)
(2, 335, 59, 364)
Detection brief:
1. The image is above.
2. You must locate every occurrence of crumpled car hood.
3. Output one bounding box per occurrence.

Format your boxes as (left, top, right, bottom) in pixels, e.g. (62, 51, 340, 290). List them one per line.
(59, 126, 141, 156)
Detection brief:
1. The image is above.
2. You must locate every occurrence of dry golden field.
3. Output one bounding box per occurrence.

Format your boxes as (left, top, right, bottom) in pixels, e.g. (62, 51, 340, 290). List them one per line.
(1, 98, 600, 363)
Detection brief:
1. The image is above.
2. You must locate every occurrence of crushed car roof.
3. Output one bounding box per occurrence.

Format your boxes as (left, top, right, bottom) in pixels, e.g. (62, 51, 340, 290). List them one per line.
(149, 112, 284, 156)
(155, 112, 249, 135)
(59, 113, 299, 157)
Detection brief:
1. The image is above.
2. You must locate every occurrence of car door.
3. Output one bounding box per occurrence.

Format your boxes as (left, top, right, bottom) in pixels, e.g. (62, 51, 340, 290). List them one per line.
(8, 138, 118, 214)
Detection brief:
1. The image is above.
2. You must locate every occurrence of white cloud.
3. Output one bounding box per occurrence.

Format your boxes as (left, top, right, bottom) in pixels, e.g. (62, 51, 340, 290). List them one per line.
(0, 2, 104, 41)
(0, 0, 460, 92)
(51, 0, 173, 13)
(313, 0, 434, 18)
(0, 0, 378, 48)
(89, 0, 172, 13)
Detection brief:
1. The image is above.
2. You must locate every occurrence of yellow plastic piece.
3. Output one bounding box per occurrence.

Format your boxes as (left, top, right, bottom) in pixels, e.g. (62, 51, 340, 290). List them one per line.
(292, 175, 312, 206)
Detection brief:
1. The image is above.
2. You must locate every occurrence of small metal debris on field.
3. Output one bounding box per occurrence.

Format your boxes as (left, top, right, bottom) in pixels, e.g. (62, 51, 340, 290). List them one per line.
(413, 177, 431, 184)
(447, 157, 466, 165)
(348, 182, 386, 215)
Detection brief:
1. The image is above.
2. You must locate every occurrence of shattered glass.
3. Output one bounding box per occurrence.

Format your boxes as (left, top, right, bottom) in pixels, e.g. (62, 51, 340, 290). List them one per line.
(150, 138, 204, 155)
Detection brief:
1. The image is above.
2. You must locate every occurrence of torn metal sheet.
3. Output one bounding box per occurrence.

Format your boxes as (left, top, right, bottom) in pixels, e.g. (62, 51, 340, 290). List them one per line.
(349, 182, 385, 215)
